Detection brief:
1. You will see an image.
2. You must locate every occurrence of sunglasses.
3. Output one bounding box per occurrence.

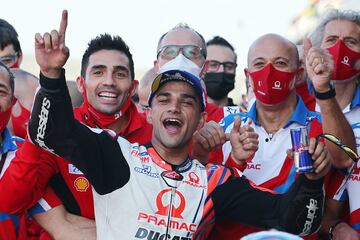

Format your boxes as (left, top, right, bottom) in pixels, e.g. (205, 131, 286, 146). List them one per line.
(317, 133, 359, 162)
(317, 133, 359, 196)
(157, 45, 205, 60)
(0, 52, 18, 67)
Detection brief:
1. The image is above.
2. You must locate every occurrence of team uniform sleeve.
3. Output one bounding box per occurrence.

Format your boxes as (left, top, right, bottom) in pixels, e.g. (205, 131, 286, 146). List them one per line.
(28, 70, 130, 195)
(212, 174, 324, 236)
(0, 140, 45, 213)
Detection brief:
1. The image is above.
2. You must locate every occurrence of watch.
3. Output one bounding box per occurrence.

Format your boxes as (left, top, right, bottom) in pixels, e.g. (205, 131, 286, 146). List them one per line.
(313, 84, 336, 100)
(328, 220, 343, 240)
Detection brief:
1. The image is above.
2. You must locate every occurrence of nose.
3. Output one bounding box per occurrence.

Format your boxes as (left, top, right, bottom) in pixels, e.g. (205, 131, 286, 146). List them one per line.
(102, 72, 115, 86)
(217, 64, 225, 72)
(168, 99, 181, 113)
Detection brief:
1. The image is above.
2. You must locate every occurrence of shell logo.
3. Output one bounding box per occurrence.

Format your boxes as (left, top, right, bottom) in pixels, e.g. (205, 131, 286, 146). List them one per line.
(74, 176, 90, 192)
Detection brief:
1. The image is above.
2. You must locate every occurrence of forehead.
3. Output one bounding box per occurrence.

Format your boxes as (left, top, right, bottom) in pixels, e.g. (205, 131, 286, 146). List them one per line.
(324, 19, 360, 40)
(207, 45, 235, 62)
(160, 29, 202, 48)
(0, 44, 16, 57)
(87, 49, 130, 70)
(156, 80, 196, 96)
(248, 36, 295, 62)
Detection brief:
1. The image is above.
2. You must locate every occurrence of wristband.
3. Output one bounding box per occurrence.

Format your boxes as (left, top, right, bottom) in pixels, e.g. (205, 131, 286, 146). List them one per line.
(313, 84, 336, 100)
(328, 220, 343, 240)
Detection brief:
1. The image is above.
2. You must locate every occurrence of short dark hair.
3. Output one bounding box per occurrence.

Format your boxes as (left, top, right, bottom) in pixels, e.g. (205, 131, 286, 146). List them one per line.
(0, 19, 21, 53)
(0, 61, 15, 95)
(206, 36, 237, 62)
(81, 34, 135, 80)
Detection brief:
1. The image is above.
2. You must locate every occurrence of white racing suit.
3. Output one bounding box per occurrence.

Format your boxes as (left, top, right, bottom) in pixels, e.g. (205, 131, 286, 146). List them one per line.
(29, 70, 324, 240)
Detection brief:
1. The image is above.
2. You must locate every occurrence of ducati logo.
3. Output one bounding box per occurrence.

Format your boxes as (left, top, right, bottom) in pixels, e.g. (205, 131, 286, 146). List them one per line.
(155, 189, 186, 219)
(188, 172, 200, 184)
(341, 56, 350, 65)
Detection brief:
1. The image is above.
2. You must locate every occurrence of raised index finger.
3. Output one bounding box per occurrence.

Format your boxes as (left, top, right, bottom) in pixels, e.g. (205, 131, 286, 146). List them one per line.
(59, 10, 68, 43)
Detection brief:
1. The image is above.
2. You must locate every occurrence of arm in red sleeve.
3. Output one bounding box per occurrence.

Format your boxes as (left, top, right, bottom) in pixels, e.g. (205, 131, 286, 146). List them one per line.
(0, 140, 58, 213)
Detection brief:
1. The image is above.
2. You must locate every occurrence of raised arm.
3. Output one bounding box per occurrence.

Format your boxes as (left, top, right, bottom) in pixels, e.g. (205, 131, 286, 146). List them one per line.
(304, 38, 355, 168)
(28, 10, 130, 195)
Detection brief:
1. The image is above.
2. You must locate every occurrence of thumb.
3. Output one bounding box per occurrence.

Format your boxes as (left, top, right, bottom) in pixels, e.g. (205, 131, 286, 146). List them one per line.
(231, 116, 241, 134)
(225, 133, 230, 141)
(286, 149, 294, 160)
(303, 37, 312, 59)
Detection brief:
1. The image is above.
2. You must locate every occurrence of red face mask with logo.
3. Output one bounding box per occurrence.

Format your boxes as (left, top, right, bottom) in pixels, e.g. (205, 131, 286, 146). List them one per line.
(77, 77, 132, 129)
(0, 105, 13, 133)
(327, 40, 360, 81)
(248, 64, 296, 105)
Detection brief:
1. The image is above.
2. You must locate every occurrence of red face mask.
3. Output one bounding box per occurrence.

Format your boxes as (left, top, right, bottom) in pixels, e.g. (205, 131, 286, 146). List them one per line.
(78, 77, 132, 129)
(248, 64, 296, 105)
(327, 40, 360, 81)
(0, 106, 13, 133)
(10, 60, 20, 69)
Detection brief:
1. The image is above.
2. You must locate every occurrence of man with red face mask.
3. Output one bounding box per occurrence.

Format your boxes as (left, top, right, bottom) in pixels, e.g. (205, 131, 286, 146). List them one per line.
(305, 9, 360, 240)
(191, 32, 354, 239)
(0, 18, 39, 139)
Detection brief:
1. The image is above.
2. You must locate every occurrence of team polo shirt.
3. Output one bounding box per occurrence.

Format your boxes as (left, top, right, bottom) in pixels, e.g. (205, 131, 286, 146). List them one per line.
(209, 97, 323, 240)
(206, 102, 241, 123)
(326, 85, 360, 232)
(37, 101, 153, 220)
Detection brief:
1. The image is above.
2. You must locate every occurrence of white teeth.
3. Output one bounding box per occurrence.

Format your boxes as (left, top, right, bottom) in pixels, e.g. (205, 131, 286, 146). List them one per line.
(99, 92, 117, 98)
(165, 118, 182, 126)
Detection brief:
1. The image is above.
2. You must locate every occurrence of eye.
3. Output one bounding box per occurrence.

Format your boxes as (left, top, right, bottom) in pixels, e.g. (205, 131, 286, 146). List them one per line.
(274, 60, 287, 67)
(181, 99, 195, 106)
(114, 71, 128, 78)
(252, 61, 264, 69)
(92, 70, 103, 76)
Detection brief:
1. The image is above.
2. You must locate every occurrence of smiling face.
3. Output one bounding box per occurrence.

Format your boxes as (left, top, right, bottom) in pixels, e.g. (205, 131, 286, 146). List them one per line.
(147, 81, 206, 150)
(0, 66, 13, 112)
(82, 49, 133, 115)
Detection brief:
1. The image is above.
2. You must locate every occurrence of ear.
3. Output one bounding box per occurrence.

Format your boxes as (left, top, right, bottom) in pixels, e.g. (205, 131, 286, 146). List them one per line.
(154, 60, 160, 73)
(294, 67, 305, 87)
(130, 80, 139, 97)
(76, 76, 85, 94)
(196, 112, 207, 131)
(146, 107, 153, 124)
(199, 61, 209, 79)
(244, 68, 250, 78)
(17, 51, 23, 65)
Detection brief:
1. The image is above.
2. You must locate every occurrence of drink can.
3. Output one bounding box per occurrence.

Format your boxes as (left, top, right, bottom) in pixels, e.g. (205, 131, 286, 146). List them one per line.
(290, 127, 314, 173)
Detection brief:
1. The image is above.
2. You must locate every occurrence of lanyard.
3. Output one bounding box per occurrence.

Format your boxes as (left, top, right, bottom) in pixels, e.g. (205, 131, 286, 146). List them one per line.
(0, 152, 8, 174)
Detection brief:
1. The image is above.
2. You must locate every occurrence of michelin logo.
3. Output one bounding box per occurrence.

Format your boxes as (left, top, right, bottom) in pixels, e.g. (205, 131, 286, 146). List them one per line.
(134, 165, 159, 178)
(302, 199, 318, 235)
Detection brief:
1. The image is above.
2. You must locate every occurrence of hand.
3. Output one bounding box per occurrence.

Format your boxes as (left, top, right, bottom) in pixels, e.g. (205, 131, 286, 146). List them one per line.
(230, 116, 259, 165)
(35, 10, 69, 79)
(287, 138, 332, 180)
(304, 38, 334, 93)
(192, 121, 228, 164)
(332, 222, 360, 240)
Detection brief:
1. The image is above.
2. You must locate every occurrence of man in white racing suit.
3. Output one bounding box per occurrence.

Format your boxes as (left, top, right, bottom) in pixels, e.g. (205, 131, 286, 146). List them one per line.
(28, 10, 329, 240)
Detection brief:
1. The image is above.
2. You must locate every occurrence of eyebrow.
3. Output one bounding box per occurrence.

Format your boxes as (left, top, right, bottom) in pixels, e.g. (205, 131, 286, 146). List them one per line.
(157, 92, 197, 101)
(91, 64, 129, 72)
